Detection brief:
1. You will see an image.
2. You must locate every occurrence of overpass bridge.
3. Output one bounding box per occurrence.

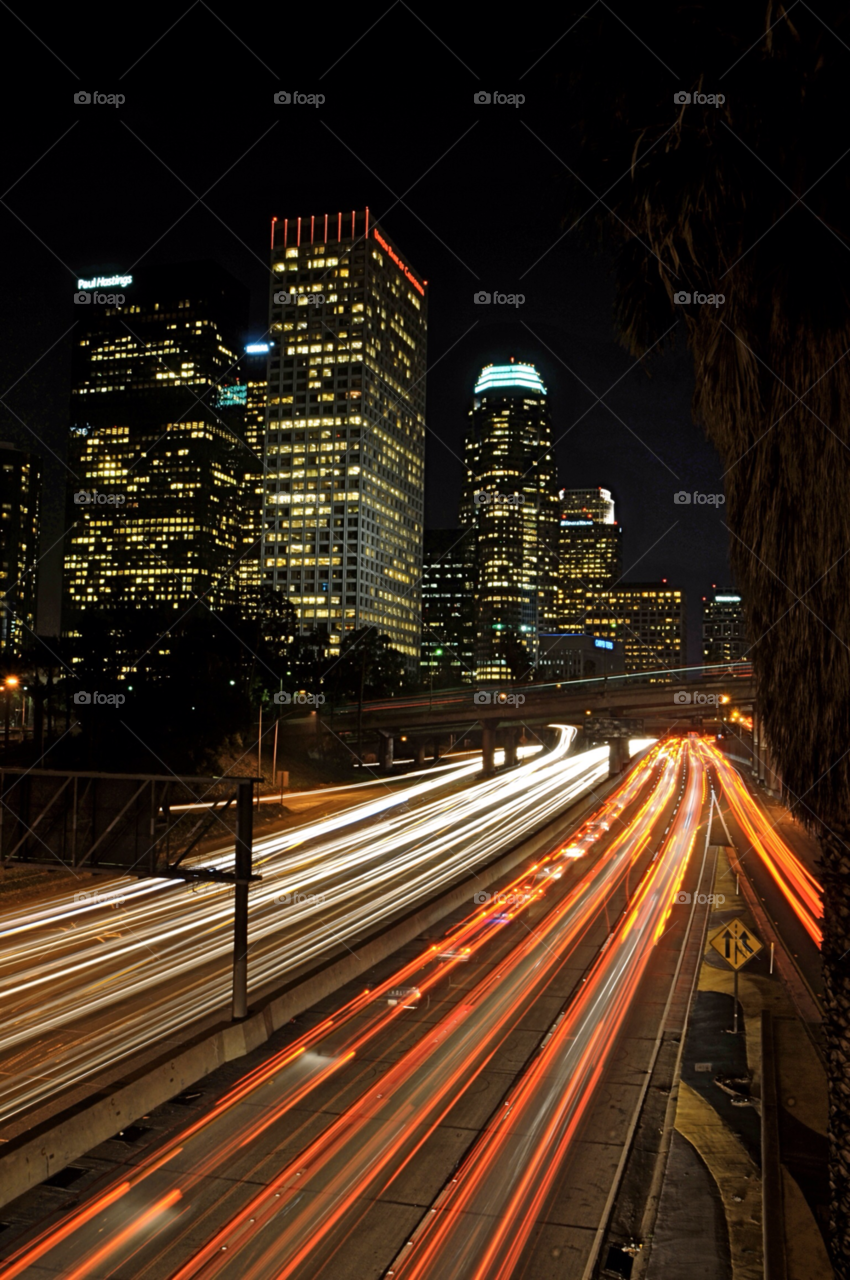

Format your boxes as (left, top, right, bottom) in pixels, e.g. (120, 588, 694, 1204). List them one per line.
(320, 662, 755, 774)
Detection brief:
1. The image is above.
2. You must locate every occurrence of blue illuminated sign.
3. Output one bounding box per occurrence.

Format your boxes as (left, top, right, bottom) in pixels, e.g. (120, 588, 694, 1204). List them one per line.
(594, 638, 614, 650)
(245, 342, 270, 354)
(216, 384, 248, 407)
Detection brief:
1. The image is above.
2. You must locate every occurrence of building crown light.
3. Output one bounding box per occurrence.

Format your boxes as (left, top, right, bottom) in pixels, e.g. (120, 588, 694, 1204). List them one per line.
(474, 364, 547, 396)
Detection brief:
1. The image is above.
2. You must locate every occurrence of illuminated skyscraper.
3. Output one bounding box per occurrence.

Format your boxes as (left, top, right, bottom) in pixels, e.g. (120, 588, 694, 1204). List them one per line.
(462, 362, 558, 680)
(557, 486, 622, 628)
(562, 487, 615, 524)
(263, 209, 427, 667)
(65, 262, 250, 621)
(421, 528, 476, 684)
(215, 341, 269, 615)
(585, 582, 686, 676)
(0, 444, 41, 651)
(702, 588, 748, 664)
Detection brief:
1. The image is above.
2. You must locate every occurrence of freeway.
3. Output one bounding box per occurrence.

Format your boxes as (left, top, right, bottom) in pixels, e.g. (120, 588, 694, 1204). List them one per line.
(0, 735, 822, 1279)
(702, 741, 823, 946)
(698, 738, 825, 1010)
(390, 740, 705, 1280)
(0, 738, 676, 1278)
(0, 730, 633, 1130)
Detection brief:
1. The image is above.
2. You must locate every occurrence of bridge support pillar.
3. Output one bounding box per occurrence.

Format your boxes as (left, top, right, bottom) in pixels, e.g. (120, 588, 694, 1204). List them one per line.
(378, 731, 394, 774)
(504, 728, 518, 768)
(481, 721, 497, 776)
(609, 736, 630, 777)
(413, 739, 426, 767)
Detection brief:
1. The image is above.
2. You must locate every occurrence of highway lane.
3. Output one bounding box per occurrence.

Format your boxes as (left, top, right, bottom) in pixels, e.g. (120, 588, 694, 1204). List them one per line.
(0, 741, 671, 1278)
(0, 732, 642, 1129)
(387, 739, 706, 1280)
(699, 738, 824, 1008)
(704, 742, 822, 946)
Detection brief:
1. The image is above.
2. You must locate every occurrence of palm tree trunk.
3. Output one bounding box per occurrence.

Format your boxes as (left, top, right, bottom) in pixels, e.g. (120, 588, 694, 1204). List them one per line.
(821, 829, 850, 1277)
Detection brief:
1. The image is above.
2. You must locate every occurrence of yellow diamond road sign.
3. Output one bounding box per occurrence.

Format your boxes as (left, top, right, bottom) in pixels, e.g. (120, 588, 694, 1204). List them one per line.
(709, 917, 764, 971)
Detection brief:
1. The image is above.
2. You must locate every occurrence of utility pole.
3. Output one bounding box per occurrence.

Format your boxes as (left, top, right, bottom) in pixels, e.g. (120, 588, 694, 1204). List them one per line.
(357, 648, 366, 763)
(232, 780, 254, 1020)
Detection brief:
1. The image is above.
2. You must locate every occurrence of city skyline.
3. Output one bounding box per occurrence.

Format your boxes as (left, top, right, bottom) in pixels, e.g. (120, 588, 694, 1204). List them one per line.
(9, 227, 729, 669)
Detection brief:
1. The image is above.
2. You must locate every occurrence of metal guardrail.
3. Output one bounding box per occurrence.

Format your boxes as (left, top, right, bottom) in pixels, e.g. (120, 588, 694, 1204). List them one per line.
(0, 768, 262, 1020)
(0, 768, 258, 879)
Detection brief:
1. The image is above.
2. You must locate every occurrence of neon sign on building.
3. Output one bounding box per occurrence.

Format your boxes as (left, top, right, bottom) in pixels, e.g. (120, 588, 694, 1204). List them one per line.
(373, 229, 425, 296)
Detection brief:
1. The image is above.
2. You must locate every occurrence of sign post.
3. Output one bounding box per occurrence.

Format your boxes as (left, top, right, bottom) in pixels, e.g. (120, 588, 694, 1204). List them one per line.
(708, 917, 764, 1033)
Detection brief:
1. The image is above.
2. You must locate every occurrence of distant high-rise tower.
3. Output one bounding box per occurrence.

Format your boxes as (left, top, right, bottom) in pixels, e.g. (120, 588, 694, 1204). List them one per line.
(557, 486, 622, 628)
(585, 582, 686, 677)
(263, 209, 427, 667)
(0, 444, 41, 652)
(214, 341, 269, 616)
(421, 528, 476, 684)
(702, 588, 748, 664)
(462, 362, 558, 680)
(66, 262, 250, 621)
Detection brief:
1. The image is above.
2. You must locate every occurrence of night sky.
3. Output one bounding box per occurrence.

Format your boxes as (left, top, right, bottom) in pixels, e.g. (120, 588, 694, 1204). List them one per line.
(0, 3, 730, 659)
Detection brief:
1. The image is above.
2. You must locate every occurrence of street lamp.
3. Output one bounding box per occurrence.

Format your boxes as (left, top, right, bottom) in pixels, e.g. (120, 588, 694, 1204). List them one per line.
(3, 675, 19, 751)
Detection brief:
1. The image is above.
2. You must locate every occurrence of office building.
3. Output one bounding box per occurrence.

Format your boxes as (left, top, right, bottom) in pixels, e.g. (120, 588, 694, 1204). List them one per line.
(262, 209, 427, 667)
(420, 528, 476, 684)
(66, 261, 250, 622)
(0, 444, 41, 652)
(461, 361, 558, 681)
(537, 632, 625, 681)
(585, 582, 686, 676)
(557, 486, 622, 628)
(702, 588, 748, 664)
(215, 341, 269, 615)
